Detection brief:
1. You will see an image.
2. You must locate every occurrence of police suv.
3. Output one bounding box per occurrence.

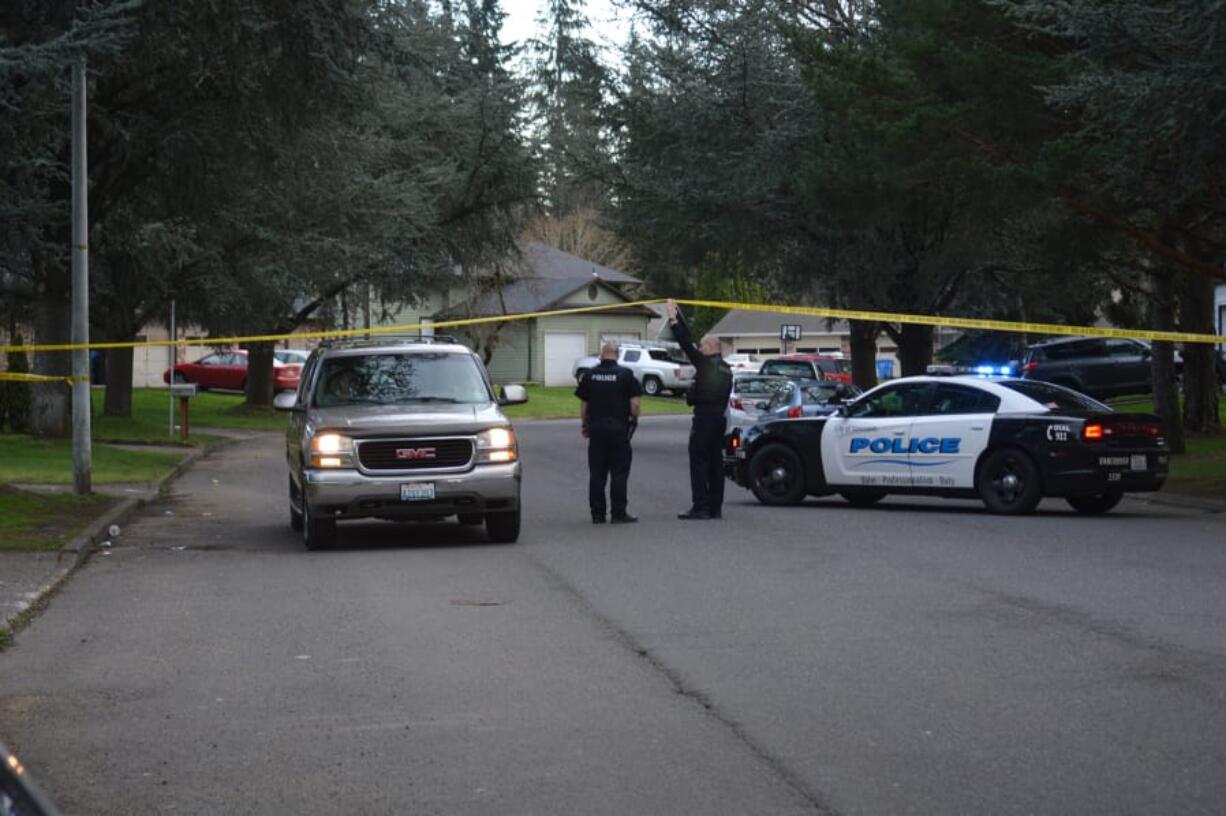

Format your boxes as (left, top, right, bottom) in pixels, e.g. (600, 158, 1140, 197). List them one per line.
(726, 376, 1168, 515)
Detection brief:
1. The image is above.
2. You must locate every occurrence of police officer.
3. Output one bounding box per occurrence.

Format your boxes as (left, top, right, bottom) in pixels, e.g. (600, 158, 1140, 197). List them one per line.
(666, 299, 733, 520)
(575, 341, 642, 524)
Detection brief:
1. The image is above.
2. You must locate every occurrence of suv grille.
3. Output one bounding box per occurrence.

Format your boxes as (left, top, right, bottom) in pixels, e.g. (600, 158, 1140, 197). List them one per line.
(357, 438, 474, 471)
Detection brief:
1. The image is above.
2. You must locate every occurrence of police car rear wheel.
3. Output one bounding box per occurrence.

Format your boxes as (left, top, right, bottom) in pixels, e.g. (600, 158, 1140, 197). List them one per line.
(976, 449, 1042, 515)
(1066, 492, 1123, 515)
(839, 490, 886, 507)
(749, 443, 806, 506)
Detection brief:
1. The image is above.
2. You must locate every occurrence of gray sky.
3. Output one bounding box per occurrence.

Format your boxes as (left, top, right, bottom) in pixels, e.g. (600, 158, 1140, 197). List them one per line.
(501, 0, 631, 54)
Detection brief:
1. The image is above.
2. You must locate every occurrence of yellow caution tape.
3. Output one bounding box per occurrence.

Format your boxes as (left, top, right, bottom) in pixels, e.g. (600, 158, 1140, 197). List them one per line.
(675, 299, 1226, 345)
(0, 372, 89, 384)
(0, 297, 1222, 354)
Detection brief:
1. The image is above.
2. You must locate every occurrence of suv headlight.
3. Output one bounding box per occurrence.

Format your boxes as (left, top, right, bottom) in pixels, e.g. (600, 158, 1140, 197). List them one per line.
(475, 426, 517, 464)
(309, 432, 355, 468)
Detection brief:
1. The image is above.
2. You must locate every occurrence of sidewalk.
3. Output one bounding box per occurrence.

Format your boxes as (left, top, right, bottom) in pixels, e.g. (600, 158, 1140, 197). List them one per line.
(0, 433, 256, 643)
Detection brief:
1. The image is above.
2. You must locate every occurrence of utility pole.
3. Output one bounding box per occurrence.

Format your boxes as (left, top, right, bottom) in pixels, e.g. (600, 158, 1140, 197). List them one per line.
(71, 58, 92, 495)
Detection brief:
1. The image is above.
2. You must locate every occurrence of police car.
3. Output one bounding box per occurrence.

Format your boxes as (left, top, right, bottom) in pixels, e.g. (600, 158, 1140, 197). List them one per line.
(725, 376, 1168, 515)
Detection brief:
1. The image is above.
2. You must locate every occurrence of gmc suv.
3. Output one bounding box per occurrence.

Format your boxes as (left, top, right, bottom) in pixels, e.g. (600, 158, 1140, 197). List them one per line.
(274, 338, 528, 549)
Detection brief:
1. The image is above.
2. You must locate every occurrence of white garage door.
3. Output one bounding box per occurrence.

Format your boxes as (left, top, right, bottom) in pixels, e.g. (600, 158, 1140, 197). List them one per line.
(544, 332, 587, 386)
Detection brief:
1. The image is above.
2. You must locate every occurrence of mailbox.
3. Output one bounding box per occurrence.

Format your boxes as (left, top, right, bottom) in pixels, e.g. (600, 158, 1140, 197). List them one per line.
(169, 383, 197, 441)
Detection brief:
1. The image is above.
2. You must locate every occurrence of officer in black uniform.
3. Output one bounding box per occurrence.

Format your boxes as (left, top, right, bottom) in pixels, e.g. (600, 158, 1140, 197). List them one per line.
(575, 342, 643, 524)
(666, 299, 734, 520)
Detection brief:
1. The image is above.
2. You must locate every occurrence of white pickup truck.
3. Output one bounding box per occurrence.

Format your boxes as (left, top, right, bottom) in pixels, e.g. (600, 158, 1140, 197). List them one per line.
(572, 344, 696, 396)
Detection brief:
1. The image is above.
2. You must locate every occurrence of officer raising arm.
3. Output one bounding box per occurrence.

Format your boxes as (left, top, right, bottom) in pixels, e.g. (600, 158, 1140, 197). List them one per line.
(666, 299, 733, 520)
(575, 342, 643, 524)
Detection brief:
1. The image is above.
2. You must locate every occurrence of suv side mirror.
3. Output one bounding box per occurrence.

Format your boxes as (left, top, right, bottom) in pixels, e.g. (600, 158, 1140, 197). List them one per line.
(499, 384, 528, 406)
(273, 391, 301, 411)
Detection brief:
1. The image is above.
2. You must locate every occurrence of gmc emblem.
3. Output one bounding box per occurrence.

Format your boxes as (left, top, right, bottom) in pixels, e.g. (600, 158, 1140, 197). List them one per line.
(395, 447, 437, 460)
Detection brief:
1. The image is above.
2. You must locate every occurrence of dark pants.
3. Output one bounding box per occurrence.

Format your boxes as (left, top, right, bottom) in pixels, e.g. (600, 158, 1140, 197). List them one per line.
(588, 423, 632, 518)
(688, 414, 727, 515)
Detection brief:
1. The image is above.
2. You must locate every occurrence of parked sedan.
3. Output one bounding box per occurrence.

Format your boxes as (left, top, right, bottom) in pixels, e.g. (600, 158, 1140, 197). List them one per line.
(164, 350, 302, 392)
(760, 379, 861, 420)
(728, 374, 792, 430)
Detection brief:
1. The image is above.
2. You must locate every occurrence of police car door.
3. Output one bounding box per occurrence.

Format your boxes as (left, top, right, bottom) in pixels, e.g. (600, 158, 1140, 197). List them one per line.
(821, 382, 934, 488)
(904, 382, 999, 489)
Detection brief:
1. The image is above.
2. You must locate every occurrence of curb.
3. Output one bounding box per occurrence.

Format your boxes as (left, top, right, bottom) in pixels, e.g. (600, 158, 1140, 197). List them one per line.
(1132, 492, 1226, 514)
(0, 435, 239, 642)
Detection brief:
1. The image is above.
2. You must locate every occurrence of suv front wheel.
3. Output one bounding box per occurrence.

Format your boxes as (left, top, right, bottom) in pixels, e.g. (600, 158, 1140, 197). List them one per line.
(642, 375, 663, 396)
(301, 485, 336, 550)
(486, 507, 521, 543)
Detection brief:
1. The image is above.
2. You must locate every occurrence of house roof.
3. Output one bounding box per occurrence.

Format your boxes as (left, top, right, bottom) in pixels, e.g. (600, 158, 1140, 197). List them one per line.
(436, 278, 654, 320)
(512, 242, 641, 284)
(707, 309, 851, 337)
(707, 308, 962, 338)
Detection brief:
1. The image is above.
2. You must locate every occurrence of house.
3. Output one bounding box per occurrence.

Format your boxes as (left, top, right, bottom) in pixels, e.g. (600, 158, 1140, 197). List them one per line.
(705, 309, 959, 378)
(390, 242, 656, 386)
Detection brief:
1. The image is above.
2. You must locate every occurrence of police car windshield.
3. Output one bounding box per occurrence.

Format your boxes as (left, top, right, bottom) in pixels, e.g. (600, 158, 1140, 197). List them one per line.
(999, 380, 1108, 412)
(313, 353, 491, 407)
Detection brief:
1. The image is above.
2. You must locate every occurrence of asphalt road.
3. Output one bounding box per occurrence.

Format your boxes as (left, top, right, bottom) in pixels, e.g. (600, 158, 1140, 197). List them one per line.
(2, 416, 1225, 815)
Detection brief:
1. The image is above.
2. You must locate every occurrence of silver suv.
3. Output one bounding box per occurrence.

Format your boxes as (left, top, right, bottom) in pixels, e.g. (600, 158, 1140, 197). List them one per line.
(274, 337, 528, 549)
(572, 344, 695, 396)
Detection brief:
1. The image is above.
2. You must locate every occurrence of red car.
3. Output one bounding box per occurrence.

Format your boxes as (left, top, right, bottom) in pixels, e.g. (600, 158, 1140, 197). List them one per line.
(164, 350, 302, 392)
(759, 354, 853, 384)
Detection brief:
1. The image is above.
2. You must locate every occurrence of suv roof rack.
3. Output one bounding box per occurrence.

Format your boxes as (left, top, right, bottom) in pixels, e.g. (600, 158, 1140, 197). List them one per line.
(319, 333, 460, 349)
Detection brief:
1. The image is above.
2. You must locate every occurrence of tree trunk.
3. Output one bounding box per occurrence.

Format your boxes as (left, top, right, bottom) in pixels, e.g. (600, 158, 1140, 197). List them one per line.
(1150, 270, 1185, 453)
(1177, 271, 1220, 434)
(30, 284, 72, 438)
(848, 320, 879, 390)
(893, 323, 934, 377)
(104, 343, 135, 417)
(243, 341, 276, 407)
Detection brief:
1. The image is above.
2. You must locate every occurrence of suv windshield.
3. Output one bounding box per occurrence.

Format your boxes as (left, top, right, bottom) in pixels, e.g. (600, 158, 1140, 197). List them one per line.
(313, 352, 491, 407)
(999, 380, 1108, 412)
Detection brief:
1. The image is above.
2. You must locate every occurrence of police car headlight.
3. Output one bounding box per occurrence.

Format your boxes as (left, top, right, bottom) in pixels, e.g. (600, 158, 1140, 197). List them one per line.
(309, 432, 355, 468)
(476, 427, 517, 464)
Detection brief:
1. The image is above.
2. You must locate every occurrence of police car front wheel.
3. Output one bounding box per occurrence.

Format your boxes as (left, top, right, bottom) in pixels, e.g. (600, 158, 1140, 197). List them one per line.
(1065, 492, 1123, 515)
(976, 449, 1042, 515)
(749, 443, 806, 506)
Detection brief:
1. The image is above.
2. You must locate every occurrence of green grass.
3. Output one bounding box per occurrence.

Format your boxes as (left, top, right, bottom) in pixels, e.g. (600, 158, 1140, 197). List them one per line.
(1166, 431, 1226, 498)
(501, 384, 693, 420)
(0, 436, 186, 485)
(89, 387, 288, 444)
(0, 486, 119, 552)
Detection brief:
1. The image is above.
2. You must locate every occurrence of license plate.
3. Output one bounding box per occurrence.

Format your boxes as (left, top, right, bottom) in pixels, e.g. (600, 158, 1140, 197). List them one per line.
(400, 482, 435, 502)
(1130, 454, 1147, 471)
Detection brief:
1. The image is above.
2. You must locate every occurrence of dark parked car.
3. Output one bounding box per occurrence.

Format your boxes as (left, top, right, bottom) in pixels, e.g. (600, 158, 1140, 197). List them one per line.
(1020, 337, 1160, 399)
